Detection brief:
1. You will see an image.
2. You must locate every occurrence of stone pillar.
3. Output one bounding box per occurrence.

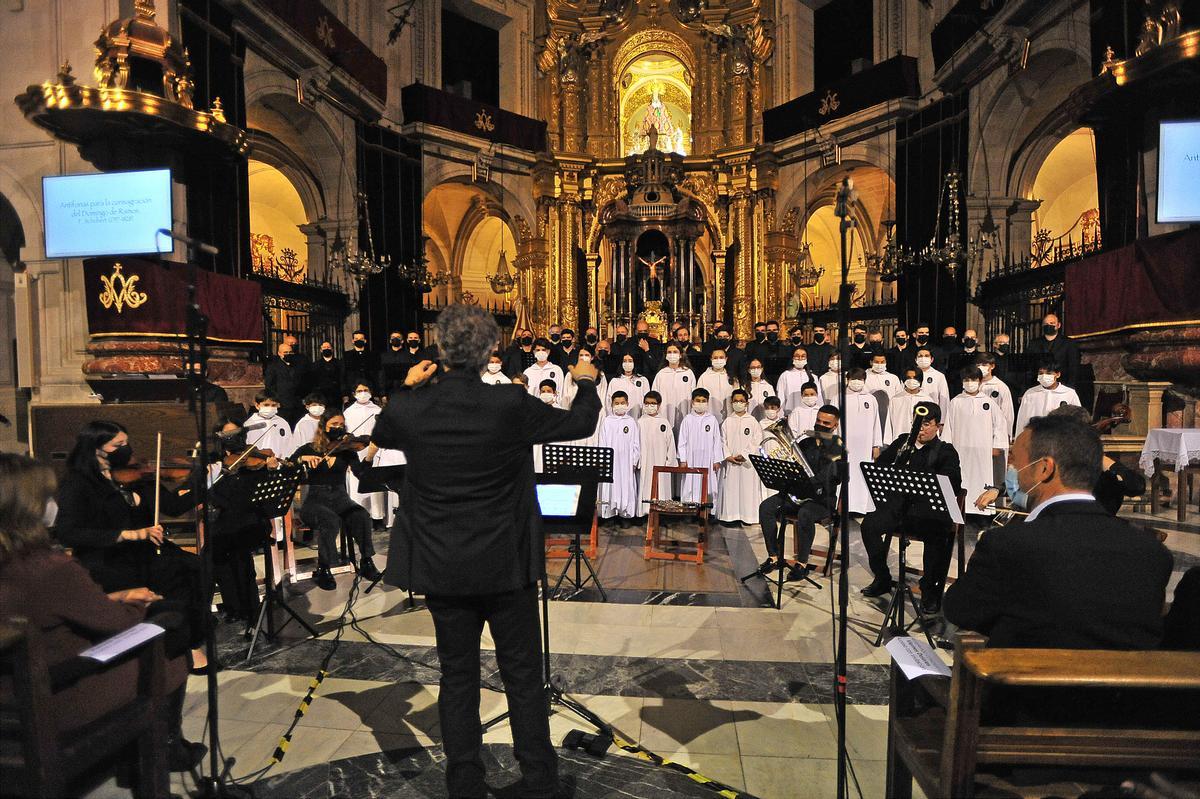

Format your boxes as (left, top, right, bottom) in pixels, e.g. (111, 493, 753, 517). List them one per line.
(298, 222, 326, 284)
(1005, 198, 1041, 266)
(1126, 381, 1172, 437)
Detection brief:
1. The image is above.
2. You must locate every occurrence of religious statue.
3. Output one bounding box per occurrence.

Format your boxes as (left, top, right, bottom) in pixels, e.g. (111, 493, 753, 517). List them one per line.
(638, 250, 668, 306)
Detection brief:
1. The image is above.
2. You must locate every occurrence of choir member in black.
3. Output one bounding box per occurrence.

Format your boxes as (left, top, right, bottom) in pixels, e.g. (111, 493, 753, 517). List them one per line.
(312, 339, 343, 406)
(503, 329, 537, 377)
(379, 330, 409, 395)
(858, 401, 963, 614)
(51, 420, 213, 671)
(806, 325, 833, 376)
(293, 412, 381, 589)
(343, 329, 377, 403)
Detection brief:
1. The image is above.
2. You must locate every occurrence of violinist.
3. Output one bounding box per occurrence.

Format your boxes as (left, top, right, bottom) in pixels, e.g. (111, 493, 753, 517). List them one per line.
(293, 412, 381, 589)
(51, 420, 213, 672)
(858, 401, 962, 615)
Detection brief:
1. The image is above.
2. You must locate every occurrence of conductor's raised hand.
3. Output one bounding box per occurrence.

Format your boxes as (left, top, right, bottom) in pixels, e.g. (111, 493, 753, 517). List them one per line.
(405, 359, 438, 388)
(568, 359, 599, 383)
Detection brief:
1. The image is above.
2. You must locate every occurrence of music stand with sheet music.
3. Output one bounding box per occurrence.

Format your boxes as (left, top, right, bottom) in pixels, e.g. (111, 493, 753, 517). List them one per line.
(542, 444, 612, 600)
(245, 465, 316, 661)
(860, 463, 964, 647)
(743, 454, 825, 607)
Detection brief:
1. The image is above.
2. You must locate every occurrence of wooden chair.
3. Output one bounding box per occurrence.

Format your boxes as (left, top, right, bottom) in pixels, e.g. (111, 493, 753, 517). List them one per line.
(644, 465, 710, 564)
(0, 618, 170, 799)
(886, 631, 1200, 799)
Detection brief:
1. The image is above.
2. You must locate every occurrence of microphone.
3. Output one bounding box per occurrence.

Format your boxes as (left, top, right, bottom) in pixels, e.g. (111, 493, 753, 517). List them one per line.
(242, 421, 267, 431)
(156, 228, 219, 257)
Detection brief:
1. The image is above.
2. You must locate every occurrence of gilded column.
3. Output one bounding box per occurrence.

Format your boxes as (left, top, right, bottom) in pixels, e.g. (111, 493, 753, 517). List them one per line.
(559, 200, 579, 331)
(732, 192, 754, 341)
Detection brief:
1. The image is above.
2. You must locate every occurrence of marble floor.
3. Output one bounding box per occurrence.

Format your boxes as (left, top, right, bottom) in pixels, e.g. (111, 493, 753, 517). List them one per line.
(79, 503, 1197, 799)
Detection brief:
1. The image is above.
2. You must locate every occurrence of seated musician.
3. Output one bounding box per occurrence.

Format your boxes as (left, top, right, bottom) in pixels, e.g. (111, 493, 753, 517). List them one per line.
(755, 404, 841, 582)
(293, 411, 382, 589)
(859, 401, 962, 614)
(944, 415, 1173, 649)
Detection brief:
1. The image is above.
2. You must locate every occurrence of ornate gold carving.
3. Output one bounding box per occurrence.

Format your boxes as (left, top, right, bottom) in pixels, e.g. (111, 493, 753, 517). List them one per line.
(99, 263, 148, 313)
(818, 89, 840, 116)
(612, 28, 697, 88)
(474, 109, 495, 132)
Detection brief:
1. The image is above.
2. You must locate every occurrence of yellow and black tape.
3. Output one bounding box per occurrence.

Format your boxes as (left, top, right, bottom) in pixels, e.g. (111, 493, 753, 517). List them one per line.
(606, 728, 758, 799)
(269, 669, 329, 764)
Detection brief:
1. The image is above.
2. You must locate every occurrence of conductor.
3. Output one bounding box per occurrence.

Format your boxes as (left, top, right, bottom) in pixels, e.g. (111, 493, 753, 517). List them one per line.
(372, 304, 601, 799)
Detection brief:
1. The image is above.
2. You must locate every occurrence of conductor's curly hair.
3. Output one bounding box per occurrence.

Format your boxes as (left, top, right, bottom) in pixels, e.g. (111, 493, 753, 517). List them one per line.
(436, 304, 500, 373)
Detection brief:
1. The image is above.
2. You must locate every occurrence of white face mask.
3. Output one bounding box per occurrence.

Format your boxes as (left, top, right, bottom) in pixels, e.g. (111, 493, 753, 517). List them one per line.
(692, 402, 708, 414)
(666, 353, 681, 365)
(802, 395, 819, 407)
(622, 360, 634, 373)
(904, 378, 921, 392)
(1038, 373, 1057, 388)
(764, 408, 780, 420)
(613, 405, 629, 416)
(258, 406, 278, 419)
(829, 361, 841, 373)
(731, 401, 748, 413)
(540, 393, 557, 404)
(711, 359, 726, 370)
(578, 354, 592, 365)
(847, 379, 866, 393)
(307, 405, 325, 418)
(871, 363, 887, 374)
(979, 365, 992, 378)
(749, 368, 763, 379)
(487, 362, 502, 374)
(916, 357, 932, 369)
(535, 350, 549, 363)
(355, 391, 372, 403)
(793, 359, 807, 370)
(42, 497, 59, 528)
(962, 380, 981, 395)
(644, 404, 660, 417)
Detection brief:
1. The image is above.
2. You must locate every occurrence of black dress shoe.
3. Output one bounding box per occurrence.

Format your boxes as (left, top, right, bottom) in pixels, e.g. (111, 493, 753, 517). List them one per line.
(860, 577, 894, 597)
(167, 737, 207, 772)
(920, 593, 942, 615)
(786, 563, 814, 582)
(358, 558, 382, 582)
(758, 557, 782, 574)
(314, 568, 337, 590)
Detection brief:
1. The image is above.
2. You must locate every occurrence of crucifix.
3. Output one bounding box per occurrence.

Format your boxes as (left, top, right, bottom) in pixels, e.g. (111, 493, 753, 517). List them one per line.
(638, 250, 668, 305)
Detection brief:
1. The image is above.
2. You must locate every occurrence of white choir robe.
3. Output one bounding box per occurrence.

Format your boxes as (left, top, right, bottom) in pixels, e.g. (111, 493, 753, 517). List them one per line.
(865, 369, 901, 397)
(289, 413, 320, 458)
(819, 371, 841, 406)
(1014, 382, 1082, 433)
(697, 369, 737, 422)
(943, 392, 1009, 512)
(677, 412, 724, 504)
(652, 367, 697, 436)
(343, 400, 385, 520)
(481, 370, 511, 385)
(787, 404, 820, 438)
(921, 368, 951, 414)
(884, 391, 933, 442)
(561, 413, 602, 447)
(842, 389, 883, 514)
(980, 376, 1015, 436)
(563, 371, 607, 410)
(637, 414, 678, 507)
(717, 413, 765, 523)
(243, 411, 293, 457)
(776, 367, 823, 412)
(745, 378, 777, 421)
(523, 362, 564, 397)
(598, 415, 641, 518)
(606, 375, 649, 418)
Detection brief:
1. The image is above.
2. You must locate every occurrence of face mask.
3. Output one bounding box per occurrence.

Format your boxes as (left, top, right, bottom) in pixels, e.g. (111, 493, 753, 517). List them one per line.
(996, 343, 1010, 354)
(914, 334, 928, 345)
(585, 333, 598, 344)
(764, 408, 780, 420)
(281, 354, 294, 365)
(731, 401, 748, 413)
(42, 497, 59, 528)
(943, 334, 957, 344)
(258, 406, 279, 419)
(871, 363, 886, 374)
(692, 402, 708, 414)
(962, 381, 981, 394)
(1038, 373, 1057, 388)
(622, 361, 634, 373)
(766, 331, 779, 342)
(355, 392, 372, 403)
(390, 337, 402, 348)
(408, 340, 420, 349)
(829, 361, 841, 373)
(578, 354, 593, 365)
(104, 442, 133, 468)
(327, 426, 347, 440)
(755, 331, 767, 342)
(916, 357, 932, 369)
(896, 337, 907, 346)
(847, 379, 866, 393)
(321, 349, 333, 359)
(307, 405, 325, 417)
(962, 337, 976, 348)
(562, 339, 574, 348)
(979, 365, 992, 378)
(853, 333, 866, 344)
(793, 359, 807, 370)
(749, 368, 763, 379)
(712, 359, 727, 370)
(717, 337, 732, 347)
(487, 362, 502, 374)
(550, 333, 561, 343)
(644, 404, 660, 417)
(613, 405, 629, 416)
(616, 333, 627, 343)
(666, 353, 681, 365)
(541, 393, 557, 404)
(791, 336, 802, 345)
(1004, 458, 1046, 511)
(813, 333, 826, 344)
(637, 331, 648, 339)
(521, 336, 534, 347)
(1042, 323, 1058, 337)
(802, 395, 819, 408)
(354, 340, 366, 349)
(904, 378, 921, 391)
(535, 350, 550, 363)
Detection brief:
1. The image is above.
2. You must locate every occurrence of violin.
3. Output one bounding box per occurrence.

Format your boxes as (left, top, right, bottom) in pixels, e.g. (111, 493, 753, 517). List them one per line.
(111, 457, 194, 486)
(1093, 402, 1133, 434)
(325, 434, 372, 457)
(222, 445, 283, 473)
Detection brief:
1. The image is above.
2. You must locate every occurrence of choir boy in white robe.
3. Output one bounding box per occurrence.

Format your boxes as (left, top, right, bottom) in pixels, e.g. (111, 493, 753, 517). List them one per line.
(864, 353, 901, 397)
(289, 394, 325, 457)
(943, 366, 1009, 511)
(652, 343, 697, 436)
(776, 348, 824, 411)
(885, 367, 934, 441)
(563, 349, 607, 408)
(758, 396, 785, 498)
(523, 338, 564, 397)
(1014, 358, 1082, 432)
(717, 389, 764, 524)
(598, 392, 641, 522)
(842, 368, 883, 514)
(244, 392, 294, 459)
(915, 349, 950, 413)
(532, 379, 560, 471)
(636, 391, 678, 510)
(976, 352, 1014, 436)
(819, 356, 842, 405)
(786, 383, 823, 437)
(481, 352, 511, 385)
(676, 387, 725, 504)
(343, 382, 387, 523)
(608, 354, 649, 417)
(744, 358, 777, 421)
(697, 348, 738, 422)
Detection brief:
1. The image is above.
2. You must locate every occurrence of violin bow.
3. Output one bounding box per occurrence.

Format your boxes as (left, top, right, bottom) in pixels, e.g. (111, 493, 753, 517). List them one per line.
(153, 431, 162, 556)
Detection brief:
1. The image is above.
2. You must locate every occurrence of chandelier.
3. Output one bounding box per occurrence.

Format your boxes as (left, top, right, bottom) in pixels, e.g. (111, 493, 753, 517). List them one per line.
(487, 248, 517, 294)
(921, 172, 965, 270)
(330, 192, 390, 278)
(791, 242, 824, 288)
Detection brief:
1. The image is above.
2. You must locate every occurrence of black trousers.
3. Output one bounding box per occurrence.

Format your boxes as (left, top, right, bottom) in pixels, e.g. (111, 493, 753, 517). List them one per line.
(859, 501, 955, 598)
(87, 543, 209, 650)
(426, 586, 556, 799)
(759, 494, 829, 562)
(299, 485, 374, 569)
(210, 522, 265, 620)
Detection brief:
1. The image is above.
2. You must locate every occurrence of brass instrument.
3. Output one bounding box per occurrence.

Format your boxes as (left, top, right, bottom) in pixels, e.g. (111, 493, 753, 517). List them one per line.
(761, 417, 803, 467)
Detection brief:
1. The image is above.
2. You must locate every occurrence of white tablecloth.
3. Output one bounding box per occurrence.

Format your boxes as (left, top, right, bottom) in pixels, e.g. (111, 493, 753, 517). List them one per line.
(1139, 428, 1200, 476)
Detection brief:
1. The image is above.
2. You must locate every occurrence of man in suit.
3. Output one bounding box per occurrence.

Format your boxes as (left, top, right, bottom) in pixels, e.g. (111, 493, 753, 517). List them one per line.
(1023, 312, 1081, 389)
(944, 414, 1172, 649)
(263, 340, 305, 424)
(373, 304, 600, 799)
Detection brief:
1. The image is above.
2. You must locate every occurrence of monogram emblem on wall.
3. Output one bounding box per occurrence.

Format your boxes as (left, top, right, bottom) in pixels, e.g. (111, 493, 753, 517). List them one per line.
(98, 263, 148, 313)
(818, 90, 840, 116)
(475, 110, 495, 132)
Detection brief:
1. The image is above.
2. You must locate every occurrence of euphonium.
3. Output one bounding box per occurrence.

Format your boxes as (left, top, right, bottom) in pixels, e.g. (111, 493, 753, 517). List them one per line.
(761, 417, 799, 462)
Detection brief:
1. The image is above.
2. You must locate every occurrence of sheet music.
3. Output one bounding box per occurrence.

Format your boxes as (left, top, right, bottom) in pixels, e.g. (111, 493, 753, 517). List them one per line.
(886, 635, 951, 680)
(937, 474, 965, 524)
(79, 622, 165, 663)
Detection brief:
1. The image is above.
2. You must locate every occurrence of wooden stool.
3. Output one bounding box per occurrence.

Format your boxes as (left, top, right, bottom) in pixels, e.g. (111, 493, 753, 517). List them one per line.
(644, 465, 709, 564)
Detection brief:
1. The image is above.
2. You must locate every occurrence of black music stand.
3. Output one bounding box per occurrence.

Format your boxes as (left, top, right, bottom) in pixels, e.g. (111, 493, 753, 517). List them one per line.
(358, 465, 409, 599)
(543, 444, 613, 600)
(860, 463, 963, 648)
(742, 454, 824, 608)
(245, 466, 315, 661)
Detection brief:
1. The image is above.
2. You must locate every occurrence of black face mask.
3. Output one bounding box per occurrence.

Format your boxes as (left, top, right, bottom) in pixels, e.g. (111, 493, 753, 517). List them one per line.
(637, 332, 648, 339)
(585, 333, 598, 344)
(853, 333, 866, 344)
(407, 341, 420, 349)
(321, 349, 333, 359)
(520, 336, 534, 347)
(996, 343, 1010, 354)
(813, 333, 825, 344)
(718, 338, 732, 348)
(562, 338, 574, 348)
(896, 337, 908, 346)
(1042, 324, 1058, 337)
(755, 331, 767, 342)
(914, 334, 928, 345)
(549, 333, 560, 343)
(962, 337, 976, 348)
(766, 331, 779, 342)
(616, 334, 627, 344)
(282, 355, 294, 365)
(790, 336, 802, 345)
(353, 340, 366, 350)
(390, 338, 402, 348)
(326, 427, 347, 440)
(105, 443, 133, 469)
(943, 335, 957, 344)
(220, 431, 247, 453)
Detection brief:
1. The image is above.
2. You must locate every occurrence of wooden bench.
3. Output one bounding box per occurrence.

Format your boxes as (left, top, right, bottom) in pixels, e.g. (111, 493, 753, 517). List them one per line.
(887, 632, 1200, 799)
